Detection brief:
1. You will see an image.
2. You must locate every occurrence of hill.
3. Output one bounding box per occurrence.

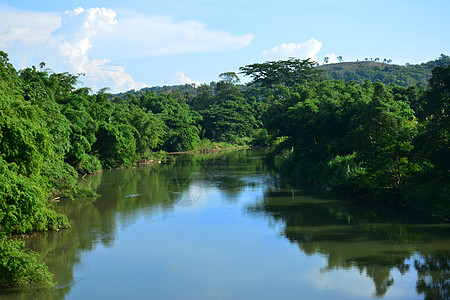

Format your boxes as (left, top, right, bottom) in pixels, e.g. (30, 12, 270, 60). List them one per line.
(319, 54, 450, 87)
(113, 54, 450, 99)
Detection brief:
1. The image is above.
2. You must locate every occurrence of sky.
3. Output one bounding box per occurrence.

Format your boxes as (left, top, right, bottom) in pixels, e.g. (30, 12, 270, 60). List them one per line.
(0, 0, 449, 93)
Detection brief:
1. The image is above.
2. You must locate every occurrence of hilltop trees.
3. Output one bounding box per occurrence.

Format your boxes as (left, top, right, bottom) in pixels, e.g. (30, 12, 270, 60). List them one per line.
(239, 58, 321, 88)
(320, 54, 450, 87)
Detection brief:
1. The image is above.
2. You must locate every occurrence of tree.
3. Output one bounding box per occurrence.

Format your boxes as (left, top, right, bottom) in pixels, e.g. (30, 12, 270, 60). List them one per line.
(190, 84, 215, 111)
(0, 52, 70, 236)
(93, 123, 137, 168)
(414, 65, 450, 174)
(219, 72, 240, 85)
(337, 56, 343, 63)
(239, 58, 321, 88)
(324, 56, 330, 64)
(135, 91, 201, 152)
(201, 96, 257, 143)
(215, 72, 242, 99)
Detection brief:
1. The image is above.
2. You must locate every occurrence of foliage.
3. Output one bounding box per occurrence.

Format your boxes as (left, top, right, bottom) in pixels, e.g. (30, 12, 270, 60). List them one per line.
(414, 65, 450, 174)
(263, 70, 449, 213)
(200, 96, 257, 143)
(239, 57, 321, 88)
(0, 235, 55, 288)
(130, 90, 201, 152)
(0, 157, 70, 235)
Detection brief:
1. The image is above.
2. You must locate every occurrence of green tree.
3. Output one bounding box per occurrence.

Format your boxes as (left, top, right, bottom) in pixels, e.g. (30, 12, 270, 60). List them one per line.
(415, 65, 450, 173)
(239, 58, 321, 88)
(136, 91, 201, 151)
(201, 95, 257, 143)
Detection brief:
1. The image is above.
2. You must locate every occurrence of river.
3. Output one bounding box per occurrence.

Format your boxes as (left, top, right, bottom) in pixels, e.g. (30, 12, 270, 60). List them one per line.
(1, 149, 448, 299)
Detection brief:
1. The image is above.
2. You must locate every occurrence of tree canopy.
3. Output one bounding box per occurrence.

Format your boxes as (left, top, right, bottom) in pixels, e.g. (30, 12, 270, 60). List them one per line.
(239, 58, 322, 87)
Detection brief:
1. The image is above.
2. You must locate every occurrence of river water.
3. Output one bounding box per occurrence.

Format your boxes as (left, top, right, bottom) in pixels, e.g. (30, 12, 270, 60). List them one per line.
(1, 149, 449, 299)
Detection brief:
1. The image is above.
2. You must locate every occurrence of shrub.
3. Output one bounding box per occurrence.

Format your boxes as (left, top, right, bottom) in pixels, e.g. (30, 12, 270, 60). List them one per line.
(0, 235, 54, 288)
(0, 157, 70, 235)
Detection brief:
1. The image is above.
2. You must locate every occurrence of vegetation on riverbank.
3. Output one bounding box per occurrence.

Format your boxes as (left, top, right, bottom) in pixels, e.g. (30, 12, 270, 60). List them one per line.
(0, 50, 448, 288)
(259, 64, 449, 216)
(0, 236, 55, 288)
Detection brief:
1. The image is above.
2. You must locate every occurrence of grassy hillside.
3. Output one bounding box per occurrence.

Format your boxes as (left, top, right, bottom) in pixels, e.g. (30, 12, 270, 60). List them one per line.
(319, 54, 450, 87)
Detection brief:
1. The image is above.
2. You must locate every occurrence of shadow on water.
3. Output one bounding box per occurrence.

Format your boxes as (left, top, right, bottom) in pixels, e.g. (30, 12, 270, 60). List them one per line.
(247, 185, 450, 298)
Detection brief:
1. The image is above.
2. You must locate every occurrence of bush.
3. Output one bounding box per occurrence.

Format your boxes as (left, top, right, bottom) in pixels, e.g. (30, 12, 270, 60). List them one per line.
(252, 128, 270, 146)
(0, 235, 55, 288)
(0, 157, 70, 235)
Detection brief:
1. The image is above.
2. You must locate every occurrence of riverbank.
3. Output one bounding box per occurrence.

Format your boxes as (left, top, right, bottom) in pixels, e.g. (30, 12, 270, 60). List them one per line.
(166, 145, 249, 155)
(270, 151, 450, 221)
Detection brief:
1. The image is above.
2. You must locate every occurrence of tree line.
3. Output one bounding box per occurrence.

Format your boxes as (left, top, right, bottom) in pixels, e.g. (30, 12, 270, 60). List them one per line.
(0, 50, 448, 288)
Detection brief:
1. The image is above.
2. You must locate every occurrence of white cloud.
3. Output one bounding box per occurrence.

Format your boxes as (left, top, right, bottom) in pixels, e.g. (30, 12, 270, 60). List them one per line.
(175, 71, 201, 87)
(0, 7, 59, 45)
(92, 12, 254, 58)
(53, 7, 148, 92)
(262, 38, 323, 62)
(58, 7, 117, 60)
(0, 6, 253, 92)
(0, 6, 60, 66)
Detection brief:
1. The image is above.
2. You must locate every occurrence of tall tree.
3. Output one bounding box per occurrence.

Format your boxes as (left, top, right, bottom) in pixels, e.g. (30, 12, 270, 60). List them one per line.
(239, 58, 321, 88)
(414, 65, 450, 174)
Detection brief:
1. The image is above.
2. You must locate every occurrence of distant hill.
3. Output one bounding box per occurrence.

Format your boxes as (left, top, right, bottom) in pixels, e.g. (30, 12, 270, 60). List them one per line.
(114, 54, 450, 98)
(319, 54, 450, 87)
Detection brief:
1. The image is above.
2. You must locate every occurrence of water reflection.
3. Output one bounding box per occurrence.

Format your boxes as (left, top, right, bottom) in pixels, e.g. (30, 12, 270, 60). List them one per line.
(247, 187, 450, 298)
(1, 149, 448, 299)
(415, 253, 449, 299)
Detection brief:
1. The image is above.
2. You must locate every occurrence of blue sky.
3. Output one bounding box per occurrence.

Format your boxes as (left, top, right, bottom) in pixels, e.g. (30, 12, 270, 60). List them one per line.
(0, 0, 449, 92)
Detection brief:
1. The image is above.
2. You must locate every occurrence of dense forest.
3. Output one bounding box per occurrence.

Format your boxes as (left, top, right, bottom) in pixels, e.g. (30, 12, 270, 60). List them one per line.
(0, 50, 449, 288)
